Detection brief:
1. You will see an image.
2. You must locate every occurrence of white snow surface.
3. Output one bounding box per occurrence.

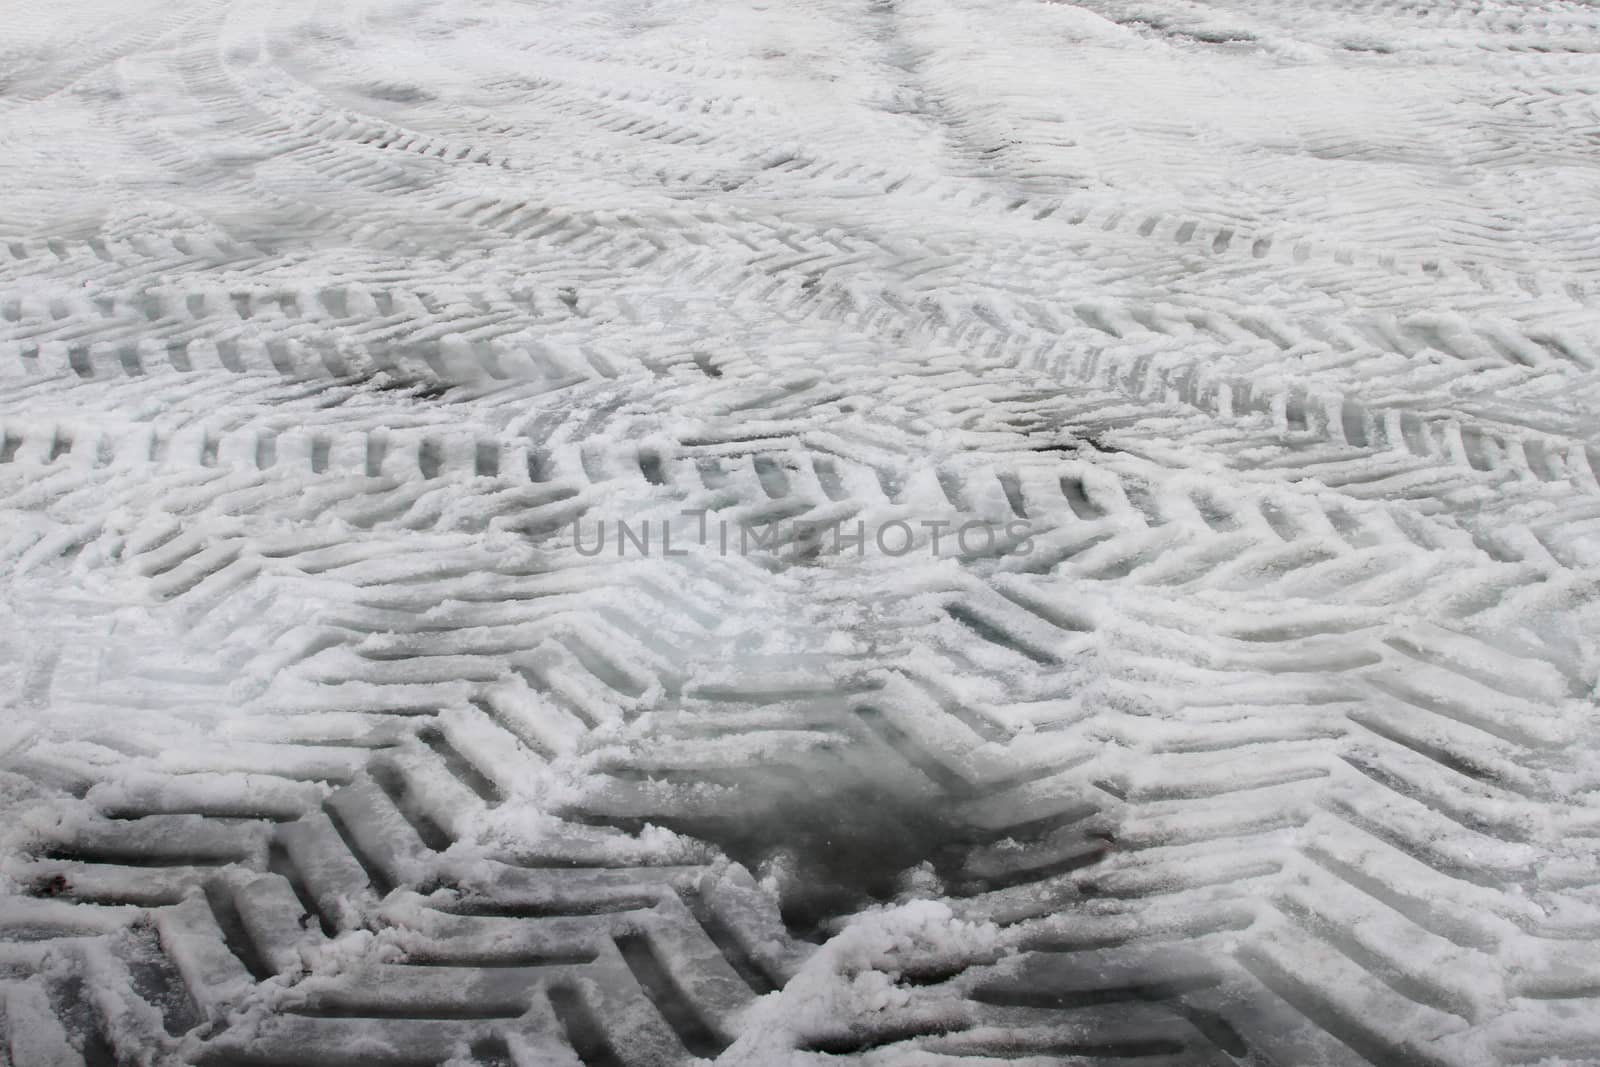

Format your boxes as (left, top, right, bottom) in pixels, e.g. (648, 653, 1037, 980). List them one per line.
(3, 0, 1600, 1064)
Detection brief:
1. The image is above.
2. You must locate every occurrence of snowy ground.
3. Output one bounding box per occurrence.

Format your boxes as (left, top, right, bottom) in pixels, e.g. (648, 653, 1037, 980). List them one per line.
(4, 0, 1600, 1063)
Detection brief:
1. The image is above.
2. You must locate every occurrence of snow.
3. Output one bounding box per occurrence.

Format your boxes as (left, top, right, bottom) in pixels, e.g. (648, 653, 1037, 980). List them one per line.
(3, 0, 1600, 1062)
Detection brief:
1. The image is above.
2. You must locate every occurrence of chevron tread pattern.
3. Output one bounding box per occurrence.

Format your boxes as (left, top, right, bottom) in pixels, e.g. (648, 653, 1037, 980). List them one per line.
(5, 0, 1600, 1065)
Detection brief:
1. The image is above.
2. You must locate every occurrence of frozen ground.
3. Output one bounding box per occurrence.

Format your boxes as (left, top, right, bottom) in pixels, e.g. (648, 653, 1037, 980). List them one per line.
(3, 0, 1600, 1063)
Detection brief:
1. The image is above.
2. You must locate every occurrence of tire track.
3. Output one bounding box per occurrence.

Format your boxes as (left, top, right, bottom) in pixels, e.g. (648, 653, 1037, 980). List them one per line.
(5, 0, 1600, 1064)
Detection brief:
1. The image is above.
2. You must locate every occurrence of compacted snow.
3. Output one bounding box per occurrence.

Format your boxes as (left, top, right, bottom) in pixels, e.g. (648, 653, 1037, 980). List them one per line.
(4, 0, 1600, 1064)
